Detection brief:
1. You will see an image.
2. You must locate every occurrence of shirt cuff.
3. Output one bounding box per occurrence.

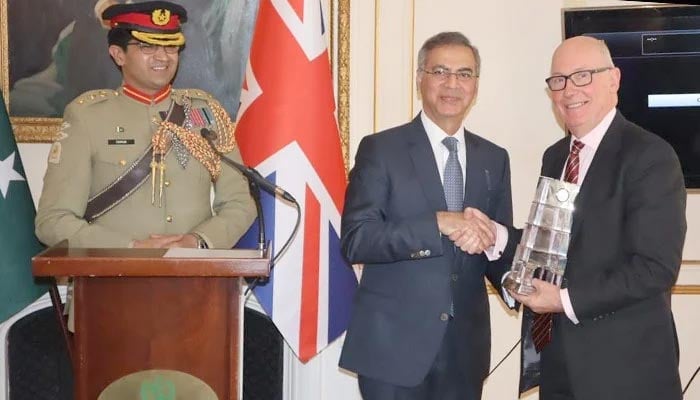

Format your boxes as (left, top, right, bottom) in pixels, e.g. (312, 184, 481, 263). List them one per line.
(561, 288, 579, 324)
(485, 222, 508, 261)
(500, 275, 516, 309)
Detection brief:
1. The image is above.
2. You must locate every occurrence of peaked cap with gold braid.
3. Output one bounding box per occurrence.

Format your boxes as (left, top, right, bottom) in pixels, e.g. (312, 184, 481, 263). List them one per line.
(102, 1, 187, 46)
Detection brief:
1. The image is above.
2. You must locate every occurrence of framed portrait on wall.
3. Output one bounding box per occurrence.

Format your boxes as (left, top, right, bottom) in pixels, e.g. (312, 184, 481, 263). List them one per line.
(1, 0, 259, 141)
(0, 0, 350, 147)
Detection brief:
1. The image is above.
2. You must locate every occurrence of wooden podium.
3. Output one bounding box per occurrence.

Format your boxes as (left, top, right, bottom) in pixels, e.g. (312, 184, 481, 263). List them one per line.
(32, 243, 270, 400)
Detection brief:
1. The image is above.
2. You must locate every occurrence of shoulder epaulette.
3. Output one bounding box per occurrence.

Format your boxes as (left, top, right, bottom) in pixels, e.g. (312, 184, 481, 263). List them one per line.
(72, 89, 119, 106)
(173, 88, 214, 102)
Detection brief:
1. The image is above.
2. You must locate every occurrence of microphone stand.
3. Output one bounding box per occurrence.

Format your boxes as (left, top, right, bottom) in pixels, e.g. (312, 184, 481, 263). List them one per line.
(220, 155, 266, 251)
(684, 365, 700, 396)
(200, 129, 301, 295)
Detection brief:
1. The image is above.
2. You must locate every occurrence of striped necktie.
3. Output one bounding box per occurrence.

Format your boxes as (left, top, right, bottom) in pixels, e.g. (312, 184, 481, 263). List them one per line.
(564, 140, 585, 184)
(531, 139, 585, 353)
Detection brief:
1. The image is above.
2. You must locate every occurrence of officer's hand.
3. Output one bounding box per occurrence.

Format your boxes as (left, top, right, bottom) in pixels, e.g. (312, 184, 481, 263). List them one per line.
(132, 234, 185, 248)
(167, 234, 199, 248)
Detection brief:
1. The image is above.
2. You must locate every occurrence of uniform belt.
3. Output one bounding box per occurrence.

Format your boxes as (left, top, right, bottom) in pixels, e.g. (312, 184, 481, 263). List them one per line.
(83, 102, 186, 223)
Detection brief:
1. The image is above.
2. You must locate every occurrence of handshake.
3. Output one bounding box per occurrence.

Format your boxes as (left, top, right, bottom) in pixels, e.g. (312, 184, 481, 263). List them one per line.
(436, 208, 496, 254)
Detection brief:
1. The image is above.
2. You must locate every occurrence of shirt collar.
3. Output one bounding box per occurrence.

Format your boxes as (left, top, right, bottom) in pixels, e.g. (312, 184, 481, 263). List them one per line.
(421, 111, 465, 148)
(571, 108, 616, 153)
(122, 84, 172, 105)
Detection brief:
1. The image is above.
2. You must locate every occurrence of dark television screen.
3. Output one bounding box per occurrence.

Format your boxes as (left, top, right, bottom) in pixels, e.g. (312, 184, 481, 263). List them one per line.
(565, 5, 700, 188)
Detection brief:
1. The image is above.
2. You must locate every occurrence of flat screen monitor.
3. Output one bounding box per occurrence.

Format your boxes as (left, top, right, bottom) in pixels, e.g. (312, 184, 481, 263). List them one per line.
(564, 5, 700, 188)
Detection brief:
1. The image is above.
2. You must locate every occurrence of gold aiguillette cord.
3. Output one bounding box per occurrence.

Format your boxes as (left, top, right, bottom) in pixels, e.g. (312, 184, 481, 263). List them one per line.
(150, 157, 158, 205)
(149, 153, 166, 208)
(151, 129, 168, 207)
(158, 161, 166, 207)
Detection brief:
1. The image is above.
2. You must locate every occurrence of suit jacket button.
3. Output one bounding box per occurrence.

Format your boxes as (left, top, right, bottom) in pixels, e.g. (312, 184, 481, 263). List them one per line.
(440, 313, 449, 322)
(451, 274, 458, 282)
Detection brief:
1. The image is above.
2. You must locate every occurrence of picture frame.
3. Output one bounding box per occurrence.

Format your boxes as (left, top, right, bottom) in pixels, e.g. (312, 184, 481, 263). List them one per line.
(0, 0, 350, 169)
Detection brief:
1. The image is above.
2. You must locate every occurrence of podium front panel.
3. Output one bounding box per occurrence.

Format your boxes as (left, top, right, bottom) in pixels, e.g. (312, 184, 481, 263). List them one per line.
(73, 276, 242, 400)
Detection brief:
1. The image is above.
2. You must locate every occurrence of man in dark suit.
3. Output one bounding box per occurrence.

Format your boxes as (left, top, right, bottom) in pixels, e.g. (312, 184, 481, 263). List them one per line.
(507, 36, 686, 400)
(339, 31, 516, 400)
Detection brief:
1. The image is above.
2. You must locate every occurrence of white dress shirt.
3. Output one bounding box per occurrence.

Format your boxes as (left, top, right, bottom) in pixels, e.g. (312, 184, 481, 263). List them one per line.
(421, 112, 467, 186)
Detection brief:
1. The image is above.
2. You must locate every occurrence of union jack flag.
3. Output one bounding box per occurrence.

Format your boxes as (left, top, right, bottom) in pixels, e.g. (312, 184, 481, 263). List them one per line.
(235, 0, 357, 362)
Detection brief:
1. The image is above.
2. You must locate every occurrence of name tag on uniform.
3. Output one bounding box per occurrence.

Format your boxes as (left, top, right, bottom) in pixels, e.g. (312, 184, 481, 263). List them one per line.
(108, 139, 135, 145)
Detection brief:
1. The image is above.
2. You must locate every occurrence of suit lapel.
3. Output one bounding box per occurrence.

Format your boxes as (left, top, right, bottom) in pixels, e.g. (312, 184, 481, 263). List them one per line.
(463, 129, 487, 209)
(406, 116, 447, 211)
(569, 111, 625, 244)
(542, 139, 569, 179)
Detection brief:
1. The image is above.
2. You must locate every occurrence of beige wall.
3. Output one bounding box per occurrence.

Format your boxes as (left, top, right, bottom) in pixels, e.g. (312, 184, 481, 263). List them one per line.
(15, 0, 699, 398)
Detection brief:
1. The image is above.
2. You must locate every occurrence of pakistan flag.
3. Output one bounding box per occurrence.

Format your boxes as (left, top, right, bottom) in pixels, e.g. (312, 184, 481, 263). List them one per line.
(0, 91, 46, 322)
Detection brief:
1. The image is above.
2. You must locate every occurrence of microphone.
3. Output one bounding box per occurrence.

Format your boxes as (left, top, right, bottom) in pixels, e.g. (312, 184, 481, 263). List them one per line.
(200, 128, 302, 296)
(200, 128, 295, 203)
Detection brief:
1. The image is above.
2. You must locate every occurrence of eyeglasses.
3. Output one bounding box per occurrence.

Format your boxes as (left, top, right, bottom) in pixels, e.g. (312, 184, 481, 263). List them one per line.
(545, 67, 613, 91)
(419, 67, 478, 82)
(127, 42, 180, 55)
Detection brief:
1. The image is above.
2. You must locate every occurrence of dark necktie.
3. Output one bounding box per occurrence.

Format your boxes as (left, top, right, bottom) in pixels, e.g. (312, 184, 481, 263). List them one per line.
(531, 139, 584, 353)
(442, 137, 463, 212)
(442, 136, 463, 317)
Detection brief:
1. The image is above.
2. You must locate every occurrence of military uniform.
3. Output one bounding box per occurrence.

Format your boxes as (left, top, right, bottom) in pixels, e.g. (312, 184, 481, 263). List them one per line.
(34, 2, 260, 395)
(35, 86, 256, 249)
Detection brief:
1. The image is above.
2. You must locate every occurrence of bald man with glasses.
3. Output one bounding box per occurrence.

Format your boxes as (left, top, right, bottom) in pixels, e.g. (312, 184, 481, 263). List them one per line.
(502, 36, 686, 400)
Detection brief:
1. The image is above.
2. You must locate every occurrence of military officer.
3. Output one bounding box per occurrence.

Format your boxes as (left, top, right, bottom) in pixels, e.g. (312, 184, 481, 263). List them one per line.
(35, 0, 256, 250)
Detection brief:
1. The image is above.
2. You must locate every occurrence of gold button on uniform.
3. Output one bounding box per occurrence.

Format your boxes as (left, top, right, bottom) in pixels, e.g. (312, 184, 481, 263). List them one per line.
(451, 274, 458, 282)
(119, 160, 127, 166)
(164, 180, 171, 187)
(166, 215, 173, 222)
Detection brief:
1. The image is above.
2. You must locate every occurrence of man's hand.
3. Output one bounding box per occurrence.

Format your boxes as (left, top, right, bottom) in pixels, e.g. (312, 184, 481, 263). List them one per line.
(508, 279, 564, 314)
(437, 208, 495, 254)
(132, 234, 198, 248)
(167, 233, 200, 248)
(449, 208, 496, 253)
